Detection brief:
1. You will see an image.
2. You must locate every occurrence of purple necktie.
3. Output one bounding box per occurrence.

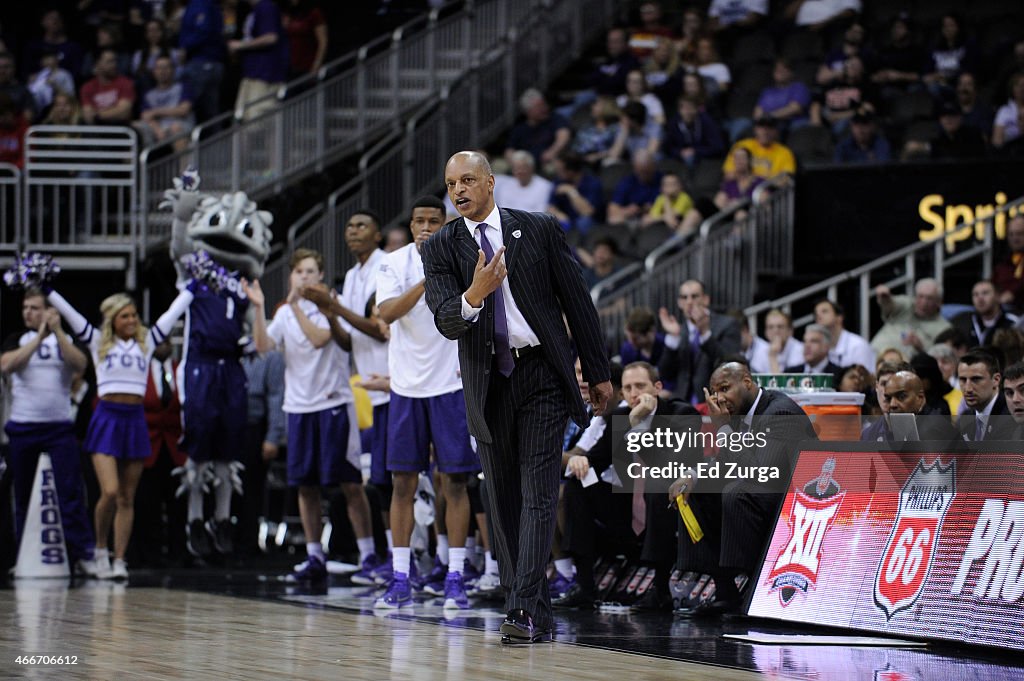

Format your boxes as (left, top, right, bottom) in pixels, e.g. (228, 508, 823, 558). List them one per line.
(477, 223, 514, 377)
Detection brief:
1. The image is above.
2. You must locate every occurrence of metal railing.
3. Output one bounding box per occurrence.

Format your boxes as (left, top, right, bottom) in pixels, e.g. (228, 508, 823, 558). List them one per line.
(22, 126, 138, 287)
(0, 163, 20, 250)
(259, 0, 615, 300)
(743, 195, 1024, 338)
(137, 0, 548, 253)
(592, 178, 797, 352)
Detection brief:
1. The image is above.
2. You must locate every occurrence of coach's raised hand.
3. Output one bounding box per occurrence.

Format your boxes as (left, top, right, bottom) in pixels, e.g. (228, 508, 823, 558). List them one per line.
(464, 246, 507, 308)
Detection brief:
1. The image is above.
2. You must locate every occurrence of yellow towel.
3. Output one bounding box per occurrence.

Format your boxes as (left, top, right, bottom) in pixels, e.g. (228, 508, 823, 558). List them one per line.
(676, 495, 703, 543)
(350, 375, 374, 430)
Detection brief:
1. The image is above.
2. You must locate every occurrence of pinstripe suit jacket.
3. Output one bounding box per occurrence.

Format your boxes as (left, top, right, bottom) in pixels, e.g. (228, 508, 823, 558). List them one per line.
(422, 208, 611, 444)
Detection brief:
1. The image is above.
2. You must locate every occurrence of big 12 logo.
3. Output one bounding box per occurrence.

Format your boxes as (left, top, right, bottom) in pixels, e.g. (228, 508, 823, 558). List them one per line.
(768, 490, 845, 605)
(874, 459, 956, 620)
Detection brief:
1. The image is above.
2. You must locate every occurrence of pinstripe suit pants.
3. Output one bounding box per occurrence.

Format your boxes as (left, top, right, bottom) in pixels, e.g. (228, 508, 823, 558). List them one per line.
(477, 353, 567, 628)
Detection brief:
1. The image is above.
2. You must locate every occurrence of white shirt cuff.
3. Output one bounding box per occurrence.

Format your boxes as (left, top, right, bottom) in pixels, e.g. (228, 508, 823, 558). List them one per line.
(665, 333, 681, 350)
(461, 293, 482, 321)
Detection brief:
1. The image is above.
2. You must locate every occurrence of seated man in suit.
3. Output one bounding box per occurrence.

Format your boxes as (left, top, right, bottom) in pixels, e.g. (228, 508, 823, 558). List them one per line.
(784, 323, 843, 387)
(556, 361, 697, 609)
(861, 360, 912, 442)
(958, 348, 1014, 442)
(670, 361, 817, 617)
(883, 371, 960, 443)
(658, 279, 741, 404)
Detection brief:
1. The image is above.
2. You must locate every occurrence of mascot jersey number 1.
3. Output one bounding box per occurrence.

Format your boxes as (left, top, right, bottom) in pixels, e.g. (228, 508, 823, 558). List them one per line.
(161, 169, 272, 557)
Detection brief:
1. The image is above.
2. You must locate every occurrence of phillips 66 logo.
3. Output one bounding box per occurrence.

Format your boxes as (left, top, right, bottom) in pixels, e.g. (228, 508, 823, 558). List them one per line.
(874, 459, 956, 620)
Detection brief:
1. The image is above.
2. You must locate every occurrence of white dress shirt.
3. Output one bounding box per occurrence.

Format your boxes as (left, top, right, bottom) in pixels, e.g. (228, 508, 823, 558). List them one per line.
(459, 205, 541, 349)
(830, 329, 876, 371)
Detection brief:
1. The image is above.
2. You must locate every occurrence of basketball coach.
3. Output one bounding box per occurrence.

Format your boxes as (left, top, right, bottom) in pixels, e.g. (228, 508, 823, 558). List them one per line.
(423, 151, 612, 643)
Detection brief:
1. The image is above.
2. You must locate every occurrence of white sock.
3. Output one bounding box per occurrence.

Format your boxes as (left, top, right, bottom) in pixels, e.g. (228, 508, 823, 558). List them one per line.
(449, 547, 466, 575)
(357, 536, 375, 562)
(465, 536, 476, 555)
(555, 558, 575, 580)
(306, 542, 325, 562)
(393, 547, 411, 577)
(94, 548, 110, 564)
(214, 462, 232, 521)
(188, 485, 203, 521)
(385, 529, 393, 551)
(436, 534, 449, 565)
(485, 551, 499, 576)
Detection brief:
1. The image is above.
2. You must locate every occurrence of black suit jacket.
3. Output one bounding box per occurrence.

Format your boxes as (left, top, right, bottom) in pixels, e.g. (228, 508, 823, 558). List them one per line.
(958, 394, 1016, 442)
(724, 389, 818, 475)
(756, 389, 818, 468)
(659, 313, 741, 402)
(422, 208, 611, 443)
(951, 310, 1017, 347)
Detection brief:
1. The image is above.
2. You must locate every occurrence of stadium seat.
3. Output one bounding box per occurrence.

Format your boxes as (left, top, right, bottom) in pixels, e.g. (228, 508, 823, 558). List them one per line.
(585, 222, 632, 255)
(887, 90, 934, 127)
(656, 157, 689, 180)
(980, 18, 1024, 54)
(791, 60, 819, 90)
(730, 32, 776, 71)
(692, 158, 723, 198)
(734, 63, 773, 96)
(780, 31, 823, 63)
(631, 221, 675, 258)
(903, 120, 940, 144)
(599, 162, 632, 198)
(725, 89, 759, 122)
(787, 125, 834, 166)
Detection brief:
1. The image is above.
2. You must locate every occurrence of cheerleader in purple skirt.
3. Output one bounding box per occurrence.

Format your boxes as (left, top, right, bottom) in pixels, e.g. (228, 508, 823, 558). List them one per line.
(48, 285, 195, 579)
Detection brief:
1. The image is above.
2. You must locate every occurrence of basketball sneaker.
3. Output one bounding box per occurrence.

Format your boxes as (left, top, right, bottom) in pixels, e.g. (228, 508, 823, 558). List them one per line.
(287, 555, 327, 582)
(74, 557, 102, 579)
(468, 572, 501, 597)
(548, 572, 573, 600)
(375, 574, 413, 609)
(443, 572, 470, 610)
(417, 557, 448, 595)
(350, 553, 384, 586)
(110, 559, 129, 581)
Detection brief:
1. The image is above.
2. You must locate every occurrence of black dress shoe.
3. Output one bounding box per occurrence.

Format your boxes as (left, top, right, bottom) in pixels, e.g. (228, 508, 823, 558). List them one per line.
(501, 628, 554, 644)
(499, 609, 534, 642)
(674, 597, 740, 619)
(630, 585, 672, 612)
(553, 583, 595, 609)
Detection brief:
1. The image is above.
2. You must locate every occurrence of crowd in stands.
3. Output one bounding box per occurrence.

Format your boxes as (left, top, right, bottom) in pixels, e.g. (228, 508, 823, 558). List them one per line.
(480, 1, 1024, 290)
(0, 1, 443, 168)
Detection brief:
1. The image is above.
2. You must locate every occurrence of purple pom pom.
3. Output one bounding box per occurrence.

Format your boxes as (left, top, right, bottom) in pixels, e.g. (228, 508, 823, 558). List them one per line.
(3, 252, 61, 291)
(180, 250, 238, 293)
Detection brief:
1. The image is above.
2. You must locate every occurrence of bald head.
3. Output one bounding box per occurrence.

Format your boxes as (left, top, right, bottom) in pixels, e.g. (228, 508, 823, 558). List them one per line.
(884, 371, 925, 414)
(447, 150, 492, 176)
(712, 361, 751, 385)
(708, 361, 759, 415)
(445, 151, 496, 222)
